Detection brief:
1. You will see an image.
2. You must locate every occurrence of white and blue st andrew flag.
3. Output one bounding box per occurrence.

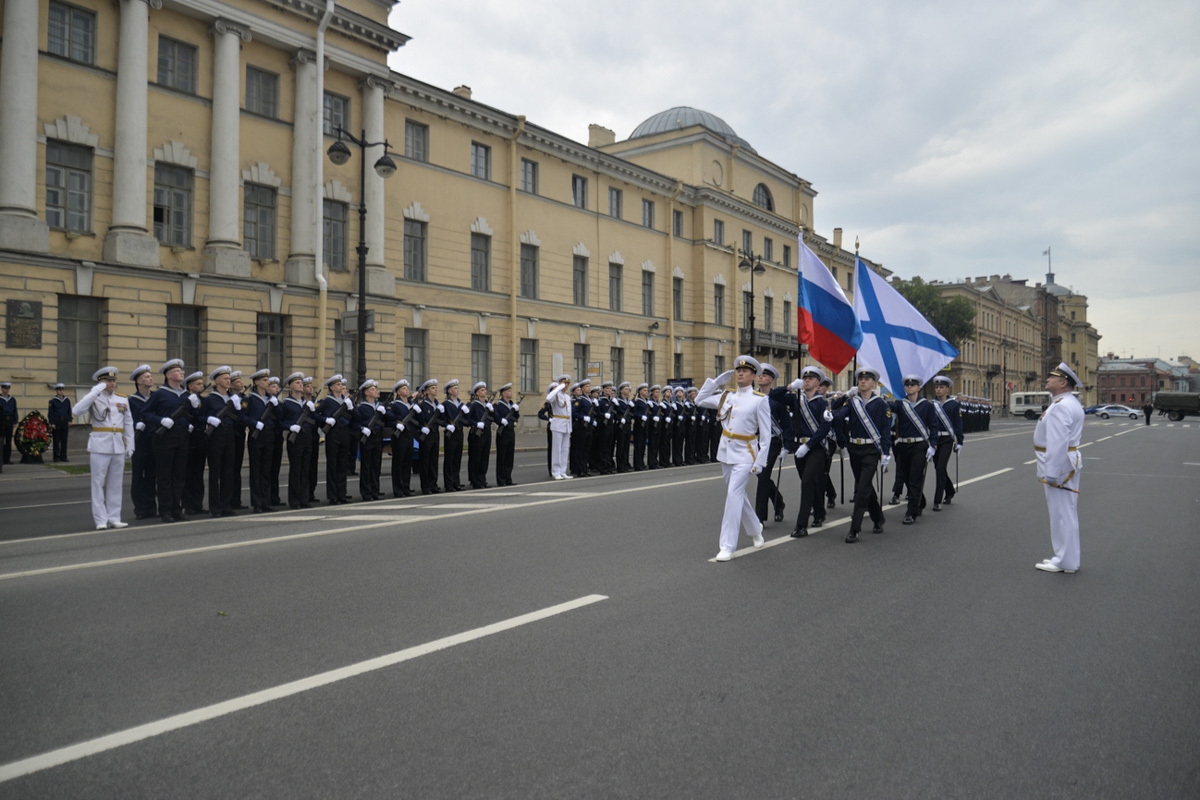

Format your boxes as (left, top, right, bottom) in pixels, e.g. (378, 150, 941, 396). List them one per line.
(853, 257, 958, 395)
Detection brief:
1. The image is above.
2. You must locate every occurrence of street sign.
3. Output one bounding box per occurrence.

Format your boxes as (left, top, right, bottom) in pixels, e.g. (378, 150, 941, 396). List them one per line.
(341, 310, 375, 334)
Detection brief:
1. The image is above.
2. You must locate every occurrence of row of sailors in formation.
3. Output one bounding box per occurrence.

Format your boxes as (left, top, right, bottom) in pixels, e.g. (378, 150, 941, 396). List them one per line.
(110, 360, 522, 525)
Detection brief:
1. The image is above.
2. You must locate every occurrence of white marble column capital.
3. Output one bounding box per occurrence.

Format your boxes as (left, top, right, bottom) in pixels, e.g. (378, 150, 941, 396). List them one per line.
(291, 49, 328, 71)
(360, 75, 394, 93)
(128, 0, 164, 9)
(211, 18, 252, 43)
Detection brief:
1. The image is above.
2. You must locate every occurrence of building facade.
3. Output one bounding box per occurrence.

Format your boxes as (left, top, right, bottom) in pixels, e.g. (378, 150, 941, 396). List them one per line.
(1, 0, 877, 417)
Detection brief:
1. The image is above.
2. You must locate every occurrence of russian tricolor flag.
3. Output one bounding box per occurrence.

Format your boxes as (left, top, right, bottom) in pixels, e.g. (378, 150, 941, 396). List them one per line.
(796, 234, 862, 374)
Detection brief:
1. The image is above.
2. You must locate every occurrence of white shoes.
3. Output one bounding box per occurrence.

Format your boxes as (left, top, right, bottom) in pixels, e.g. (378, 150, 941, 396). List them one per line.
(715, 550, 733, 562)
(751, 531, 765, 548)
(553, 475, 565, 480)
(108, 521, 129, 529)
(96, 524, 107, 530)
(1035, 560, 1076, 574)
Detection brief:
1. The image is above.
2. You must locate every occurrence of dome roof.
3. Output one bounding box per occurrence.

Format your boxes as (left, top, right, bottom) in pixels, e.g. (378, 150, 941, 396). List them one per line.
(628, 106, 756, 154)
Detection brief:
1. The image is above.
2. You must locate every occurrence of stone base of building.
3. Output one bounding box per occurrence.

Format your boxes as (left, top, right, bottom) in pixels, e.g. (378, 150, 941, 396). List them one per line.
(102, 229, 160, 267)
(201, 245, 251, 278)
(366, 265, 395, 298)
(0, 212, 49, 254)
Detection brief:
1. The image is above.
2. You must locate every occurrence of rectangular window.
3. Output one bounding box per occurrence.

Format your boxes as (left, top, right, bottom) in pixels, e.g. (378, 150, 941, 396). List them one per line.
(673, 277, 683, 321)
(574, 344, 589, 383)
(763, 296, 774, 332)
(520, 338, 538, 393)
(157, 36, 197, 93)
(243, 183, 277, 259)
(256, 314, 287, 379)
(405, 120, 429, 162)
(673, 209, 683, 238)
(404, 219, 427, 281)
(642, 349, 655, 385)
(245, 67, 279, 118)
(45, 141, 92, 232)
(520, 158, 538, 194)
(333, 318, 357, 378)
(609, 187, 623, 218)
(609, 262, 623, 312)
(783, 300, 792, 336)
(763, 237, 773, 262)
(520, 244, 538, 298)
(713, 218, 724, 245)
(572, 256, 588, 306)
(572, 175, 588, 209)
(783, 245, 792, 269)
(742, 229, 753, 255)
(611, 347, 624, 385)
(404, 328, 428, 387)
(57, 295, 101, 385)
(48, 1, 95, 64)
(323, 92, 349, 137)
(153, 164, 192, 246)
(470, 233, 491, 291)
(470, 142, 491, 180)
(715, 355, 726, 375)
(166, 305, 202, 371)
(642, 270, 655, 317)
(642, 199, 655, 229)
(713, 284, 725, 326)
(323, 199, 347, 271)
(743, 291, 753, 329)
(471, 335, 492, 387)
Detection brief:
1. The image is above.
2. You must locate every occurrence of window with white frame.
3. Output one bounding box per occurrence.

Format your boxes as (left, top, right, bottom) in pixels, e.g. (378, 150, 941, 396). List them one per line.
(404, 220, 427, 281)
(245, 67, 279, 118)
(48, 2, 95, 64)
(243, 183, 277, 259)
(45, 141, 92, 233)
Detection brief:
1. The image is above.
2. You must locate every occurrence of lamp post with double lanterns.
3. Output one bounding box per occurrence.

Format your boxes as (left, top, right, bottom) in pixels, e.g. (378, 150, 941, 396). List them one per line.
(326, 127, 396, 390)
(738, 249, 767, 357)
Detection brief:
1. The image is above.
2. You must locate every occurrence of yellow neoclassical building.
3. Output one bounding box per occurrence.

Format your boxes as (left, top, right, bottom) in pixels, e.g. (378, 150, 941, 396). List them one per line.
(0, 0, 881, 415)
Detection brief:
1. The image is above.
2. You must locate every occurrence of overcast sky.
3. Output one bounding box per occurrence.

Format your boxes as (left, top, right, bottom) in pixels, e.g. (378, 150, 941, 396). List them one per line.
(388, 0, 1200, 362)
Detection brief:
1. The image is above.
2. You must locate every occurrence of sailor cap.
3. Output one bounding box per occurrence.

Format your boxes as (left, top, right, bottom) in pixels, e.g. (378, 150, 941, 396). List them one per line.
(556, 374, 571, 383)
(618, 381, 631, 391)
(855, 367, 881, 381)
(324, 374, 345, 389)
(268, 376, 280, 385)
(185, 371, 205, 384)
(92, 367, 118, 382)
(160, 359, 185, 375)
(419, 379, 438, 392)
(801, 365, 826, 381)
(131, 364, 152, 381)
(229, 370, 243, 381)
(359, 379, 378, 392)
(902, 374, 923, 385)
(636, 383, 648, 392)
(285, 372, 305, 385)
(1050, 362, 1081, 387)
(761, 363, 779, 379)
(932, 375, 954, 388)
(393, 379, 409, 392)
(601, 381, 614, 389)
(302, 375, 314, 385)
(734, 355, 760, 373)
(249, 368, 270, 382)
(444, 379, 459, 390)
(208, 366, 232, 382)
(53, 382, 66, 390)
(496, 382, 513, 393)
(471, 381, 487, 394)
(650, 384, 661, 392)
(0, 382, 10, 388)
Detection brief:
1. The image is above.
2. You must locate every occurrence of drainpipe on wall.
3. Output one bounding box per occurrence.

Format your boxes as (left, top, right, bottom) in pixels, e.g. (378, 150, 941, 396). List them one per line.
(314, 0, 334, 383)
(666, 180, 682, 367)
(509, 115, 526, 395)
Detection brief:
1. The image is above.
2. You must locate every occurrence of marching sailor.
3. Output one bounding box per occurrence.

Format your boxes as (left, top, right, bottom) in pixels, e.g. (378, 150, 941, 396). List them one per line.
(754, 363, 792, 525)
(789, 366, 834, 538)
(1034, 363, 1085, 574)
(695, 355, 772, 562)
(72, 367, 135, 530)
(930, 375, 963, 511)
(832, 367, 893, 543)
(889, 375, 938, 525)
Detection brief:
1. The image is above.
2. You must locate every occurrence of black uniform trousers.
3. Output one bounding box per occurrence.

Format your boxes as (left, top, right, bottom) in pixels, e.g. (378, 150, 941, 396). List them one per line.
(269, 428, 284, 505)
(286, 431, 312, 507)
(495, 425, 515, 485)
(52, 420, 69, 461)
(131, 428, 157, 517)
(933, 437, 956, 504)
(544, 425, 552, 478)
(324, 426, 352, 502)
(183, 429, 207, 513)
(247, 429, 274, 511)
(632, 421, 647, 470)
(894, 441, 928, 517)
(709, 423, 721, 461)
(754, 437, 786, 522)
(672, 423, 686, 466)
(391, 430, 414, 496)
(646, 422, 659, 469)
(1, 418, 13, 464)
(823, 444, 838, 505)
(793, 444, 828, 530)
(657, 423, 672, 468)
(206, 427, 237, 515)
(467, 427, 491, 488)
(307, 427, 320, 500)
(359, 435, 383, 500)
(847, 443, 884, 534)
(419, 431, 440, 493)
(152, 425, 189, 518)
(443, 429, 464, 490)
(615, 423, 631, 472)
(231, 427, 246, 508)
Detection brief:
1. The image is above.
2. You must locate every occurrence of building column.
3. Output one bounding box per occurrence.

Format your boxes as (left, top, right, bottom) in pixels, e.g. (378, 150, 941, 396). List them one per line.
(361, 75, 394, 297)
(285, 49, 319, 285)
(0, 0, 50, 252)
(103, 0, 161, 267)
(201, 18, 251, 277)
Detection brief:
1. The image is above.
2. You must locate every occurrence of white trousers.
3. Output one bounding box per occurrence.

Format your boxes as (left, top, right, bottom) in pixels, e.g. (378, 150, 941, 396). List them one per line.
(90, 452, 126, 527)
(719, 462, 762, 553)
(551, 430, 571, 478)
(1043, 478, 1081, 571)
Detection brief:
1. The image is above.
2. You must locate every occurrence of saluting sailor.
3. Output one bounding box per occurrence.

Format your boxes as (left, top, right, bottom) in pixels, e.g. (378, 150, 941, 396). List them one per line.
(831, 367, 893, 543)
(546, 374, 573, 480)
(695, 355, 772, 562)
(72, 367, 135, 530)
(1034, 363, 1085, 574)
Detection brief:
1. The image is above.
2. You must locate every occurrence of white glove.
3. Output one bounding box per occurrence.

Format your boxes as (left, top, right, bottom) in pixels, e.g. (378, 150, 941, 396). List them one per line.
(782, 448, 791, 457)
(90, 382, 106, 395)
(160, 417, 175, 430)
(125, 447, 135, 458)
(513, 403, 520, 412)
(715, 369, 735, 385)
(256, 421, 265, 431)
(583, 415, 591, 422)
(750, 464, 762, 475)
(344, 397, 354, 409)
(437, 404, 445, 413)
(880, 454, 891, 469)
(824, 409, 834, 422)
(231, 394, 242, 410)
(653, 416, 660, 422)
(376, 404, 385, 413)
(846, 386, 859, 398)
(361, 427, 372, 438)
(485, 402, 494, 411)
(269, 395, 279, 406)
(446, 424, 456, 433)
(500, 418, 509, 426)
(476, 421, 485, 429)
(325, 418, 336, 427)
(955, 443, 963, 452)
(305, 401, 316, 412)
(135, 421, 146, 432)
(789, 379, 803, 392)
(187, 394, 200, 408)
(796, 443, 810, 459)
(926, 446, 936, 461)
(642, 415, 648, 421)
(605, 413, 611, 420)
(395, 422, 405, 431)
(666, 416, 673, 423)
(289, 424, 301, 434)
(187, 424, 194, 432)
(421, 426, 431, 435)
(207, 416, 221, 427)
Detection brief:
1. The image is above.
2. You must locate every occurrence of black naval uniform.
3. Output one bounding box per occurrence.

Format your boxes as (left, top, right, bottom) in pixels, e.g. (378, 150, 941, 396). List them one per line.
(0, 392, 16, 465)
(387, 397, 416, 497)
(632, 395, 650, 471)
(48, 394, 72, 461)
(201, 390, 239, 516)
(244, 391, 277, 513)
(613, 397, 633, 473)
(571, 394, 592, 477)
(537, 401, 552, 478)
(466, 399, 493, 489)
(269, 401, 285, 506)
(230, 393, 247, 509)
(931, 396, 963, 507)
(318, 394, 355, 504)
(592, 395, 613, 475)
(889, 397, 938, 521)
(356, 400, 385, 501)
(791, 390, 832, 534)
(755, 387, 793, 523)
(142, 385, 196, 521)
(183, 398, 208, 514)
(417, 398, 442, 494)
(493, 398, 519, 486)
(279, 396, 316, 508)
(442, 398, 466, 491)
(128, 389, 157, 518)
(833, 392, 893, 539)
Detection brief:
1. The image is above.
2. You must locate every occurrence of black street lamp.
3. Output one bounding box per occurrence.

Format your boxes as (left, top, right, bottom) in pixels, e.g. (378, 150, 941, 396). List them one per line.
(327, 127, 396, 390)
(738, 249, 767, 357)
(1000, 337, 1013, 416)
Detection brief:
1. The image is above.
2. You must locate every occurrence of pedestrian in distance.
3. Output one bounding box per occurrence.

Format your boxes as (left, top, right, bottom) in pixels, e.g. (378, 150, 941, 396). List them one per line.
(1034, 363, 1085, 574)
(48, 382, 72, 462)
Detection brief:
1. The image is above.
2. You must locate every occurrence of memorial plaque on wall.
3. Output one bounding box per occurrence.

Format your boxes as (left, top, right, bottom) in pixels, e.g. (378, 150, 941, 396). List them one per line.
(6, 299, 43, 349)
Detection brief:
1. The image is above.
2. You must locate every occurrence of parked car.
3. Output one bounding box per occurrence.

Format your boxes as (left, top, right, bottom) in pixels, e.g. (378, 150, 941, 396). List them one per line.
(1084, 405, 1103, 415)
(1095, 404, 1141, 420)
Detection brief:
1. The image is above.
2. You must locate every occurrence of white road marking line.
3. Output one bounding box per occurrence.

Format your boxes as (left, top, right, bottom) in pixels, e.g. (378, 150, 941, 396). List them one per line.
(0, 500, 90, 511)
(0, 594, 608, 784)
(1184, 463, 1200, 467)
(1096, 436, 1112, 442)
(1024, 459, 1037, 465)
(0, 477, 721, 581)
(1113, 428, 1140, 437)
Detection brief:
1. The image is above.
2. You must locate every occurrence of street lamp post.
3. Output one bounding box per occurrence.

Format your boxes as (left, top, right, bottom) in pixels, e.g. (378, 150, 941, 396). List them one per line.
(327, 127, 396, 390)
(1001, 338, 1012, 417)
(738, 249, 766, 357)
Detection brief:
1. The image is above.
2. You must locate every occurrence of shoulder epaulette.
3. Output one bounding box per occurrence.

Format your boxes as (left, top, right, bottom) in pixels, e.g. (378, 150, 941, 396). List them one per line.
(753, 390, 765, 397)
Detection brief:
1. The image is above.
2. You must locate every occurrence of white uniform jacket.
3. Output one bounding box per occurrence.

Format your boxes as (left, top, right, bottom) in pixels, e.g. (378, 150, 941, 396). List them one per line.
(695, 376, 771, 471)
(72, 387, 135, 455)
(1033, 392, 1083, 485)
(546, 384, 573, 434)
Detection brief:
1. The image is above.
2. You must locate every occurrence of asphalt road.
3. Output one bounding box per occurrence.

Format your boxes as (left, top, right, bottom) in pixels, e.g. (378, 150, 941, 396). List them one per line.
(1, 418, 1198, 798)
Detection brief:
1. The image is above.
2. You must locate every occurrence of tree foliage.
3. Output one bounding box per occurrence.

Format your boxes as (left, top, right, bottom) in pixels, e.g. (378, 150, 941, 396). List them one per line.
(890, 276, 976, 349)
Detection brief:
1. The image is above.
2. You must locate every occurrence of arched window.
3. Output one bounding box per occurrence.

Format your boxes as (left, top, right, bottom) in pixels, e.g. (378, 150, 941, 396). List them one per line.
(752, 183, 774, 211)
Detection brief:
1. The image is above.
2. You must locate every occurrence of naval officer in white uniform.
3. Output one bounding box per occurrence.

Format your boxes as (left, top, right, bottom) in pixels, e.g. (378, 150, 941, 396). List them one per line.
(546, 374, 574, 480)
(72, 366, 136, 530)
(1034, 362, 1084, 573)
(695, 355, 773, 561)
